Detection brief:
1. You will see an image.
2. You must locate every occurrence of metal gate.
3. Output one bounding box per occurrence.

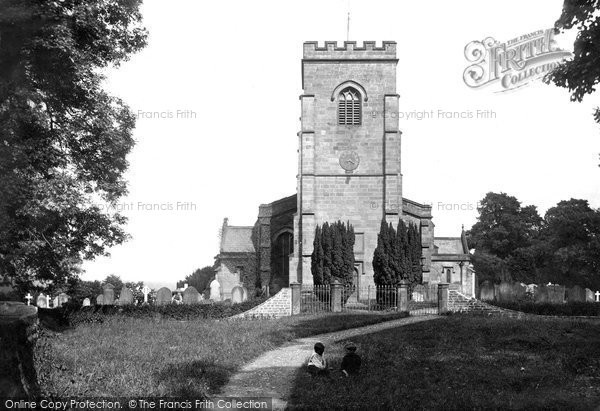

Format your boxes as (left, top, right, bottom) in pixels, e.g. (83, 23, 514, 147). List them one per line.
(300, 283, 439, 315)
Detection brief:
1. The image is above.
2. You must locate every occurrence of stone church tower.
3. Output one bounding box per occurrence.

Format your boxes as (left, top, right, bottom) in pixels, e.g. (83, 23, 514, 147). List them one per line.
(214, 41, 474, 298)
(290, 41, 427, 287)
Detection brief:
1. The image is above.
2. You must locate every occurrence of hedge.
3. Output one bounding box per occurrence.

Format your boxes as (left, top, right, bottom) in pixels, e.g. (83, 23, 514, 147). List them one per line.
(489, 300, 600, 316)
(38, 297, 269, 327)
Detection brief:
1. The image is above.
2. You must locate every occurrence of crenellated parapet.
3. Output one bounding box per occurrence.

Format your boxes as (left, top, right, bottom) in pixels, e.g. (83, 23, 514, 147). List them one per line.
(303, 41, 397, 59)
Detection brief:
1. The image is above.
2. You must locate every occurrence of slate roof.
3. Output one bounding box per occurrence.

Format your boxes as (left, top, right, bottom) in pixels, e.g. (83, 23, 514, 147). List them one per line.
(220, 225, 255, 253)
(434, 230, 469, 255)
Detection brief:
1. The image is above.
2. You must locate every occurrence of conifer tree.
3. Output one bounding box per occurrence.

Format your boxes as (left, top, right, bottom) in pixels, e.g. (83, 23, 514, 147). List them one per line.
(311, 225, 324, 285)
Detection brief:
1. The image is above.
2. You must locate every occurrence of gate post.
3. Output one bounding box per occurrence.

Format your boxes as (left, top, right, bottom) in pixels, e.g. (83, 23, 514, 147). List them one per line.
(0, 301, 40, 397)
(290, 282, 301, 315)
(397, 280, 409, 313)
(438, 283, 449, 314)
(331, 280, 342, 313)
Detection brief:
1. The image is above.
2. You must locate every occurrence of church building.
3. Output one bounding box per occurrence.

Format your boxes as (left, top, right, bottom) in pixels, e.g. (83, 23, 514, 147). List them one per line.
(213, 41, 474, 300)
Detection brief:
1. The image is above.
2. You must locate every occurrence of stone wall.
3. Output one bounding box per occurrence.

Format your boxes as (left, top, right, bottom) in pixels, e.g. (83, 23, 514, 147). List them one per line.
(229, 288, 291, 319)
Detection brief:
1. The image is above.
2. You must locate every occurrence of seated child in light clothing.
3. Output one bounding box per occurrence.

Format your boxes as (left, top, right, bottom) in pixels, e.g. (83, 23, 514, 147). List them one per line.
(307, 342, 329, 376)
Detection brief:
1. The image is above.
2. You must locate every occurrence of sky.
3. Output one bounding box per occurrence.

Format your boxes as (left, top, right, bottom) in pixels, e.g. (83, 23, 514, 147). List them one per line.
(82, 0, 600, 289)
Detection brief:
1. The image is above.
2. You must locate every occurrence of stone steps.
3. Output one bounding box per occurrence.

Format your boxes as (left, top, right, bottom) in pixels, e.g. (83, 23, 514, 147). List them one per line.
(448, 290, 524, 317)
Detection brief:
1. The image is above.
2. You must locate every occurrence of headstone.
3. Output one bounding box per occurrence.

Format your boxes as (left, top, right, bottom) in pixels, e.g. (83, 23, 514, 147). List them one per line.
(142, 286, 151, 304)
(412, 284, 425, 302)
(52, 296, 59, 308)
(547, 285, 565, 304)
(118, 287, 134, 305)
(96, 294, 105, 305)
(585, 288, 594, 302)
(155, 287, 172, 306)
(209, 279, 221, 301)
(82, 298, 91, 307)
(58, 293, 69, 306)
(535, 285, 549, 303)
(596, 291, 600, 302)
(182, 286, 200, 305)
(25, 293, 33, 306)
(479, 281, 494, 301)
(567, 285, 586, 302)
(36, 294, 47, 308)
(231, 286, 244, 304)
(497, 281, 514, 302)
(512, 283, 527, 301)
(102, 284, 115, 305)
(242, 286, 248, 302)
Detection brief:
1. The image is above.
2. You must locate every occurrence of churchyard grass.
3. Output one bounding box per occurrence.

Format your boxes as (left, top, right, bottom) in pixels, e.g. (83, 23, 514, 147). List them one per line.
(35, 311, 408, 397)
(288, 316, 600, 410)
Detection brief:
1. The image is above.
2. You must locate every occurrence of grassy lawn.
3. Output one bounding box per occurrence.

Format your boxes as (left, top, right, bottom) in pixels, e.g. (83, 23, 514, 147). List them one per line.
(288, 316, 600, 410)
(35, 311, 408, 397)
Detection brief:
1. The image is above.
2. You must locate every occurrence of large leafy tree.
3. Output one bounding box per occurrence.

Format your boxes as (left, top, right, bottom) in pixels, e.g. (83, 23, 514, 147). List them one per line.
(0, 0, 147, 292)
(542, 199, 600, 288)
(545, 0, 600, 125)
(177, 266, 215, 293)
(467, 192, 543, 283)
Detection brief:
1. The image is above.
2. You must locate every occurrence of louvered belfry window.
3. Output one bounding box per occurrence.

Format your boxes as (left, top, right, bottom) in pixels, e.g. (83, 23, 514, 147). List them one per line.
(338, 87, 361, 125)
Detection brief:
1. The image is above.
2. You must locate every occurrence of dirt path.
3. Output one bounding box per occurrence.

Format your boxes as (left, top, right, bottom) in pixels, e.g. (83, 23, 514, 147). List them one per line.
(211, 315, 443, 410)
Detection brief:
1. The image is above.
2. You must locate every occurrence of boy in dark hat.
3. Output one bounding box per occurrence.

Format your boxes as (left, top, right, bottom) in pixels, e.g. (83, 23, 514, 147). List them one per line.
(341, 342, 361, 377)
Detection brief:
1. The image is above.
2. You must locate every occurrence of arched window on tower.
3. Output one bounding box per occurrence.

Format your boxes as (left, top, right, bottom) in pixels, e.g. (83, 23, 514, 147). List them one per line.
(337, 87, 361, 125)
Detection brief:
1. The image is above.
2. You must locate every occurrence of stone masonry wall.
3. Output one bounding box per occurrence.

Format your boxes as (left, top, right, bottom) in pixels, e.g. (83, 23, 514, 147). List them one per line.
(229, 288, 292, 319)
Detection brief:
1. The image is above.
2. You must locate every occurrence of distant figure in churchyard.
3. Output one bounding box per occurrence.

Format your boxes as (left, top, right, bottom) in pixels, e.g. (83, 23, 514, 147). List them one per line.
(182, 286, 200, 305)
(172, 292, 183, 304)
(210, 278, 221, 301)
(341, 342, 361, 377)
(82, 298, 91, 307)
(155, 287, 172, 306)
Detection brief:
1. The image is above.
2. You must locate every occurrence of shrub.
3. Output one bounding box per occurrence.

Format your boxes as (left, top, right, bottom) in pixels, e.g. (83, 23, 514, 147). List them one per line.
(39, 298, 269, 327)
(489, 300, 600, 316)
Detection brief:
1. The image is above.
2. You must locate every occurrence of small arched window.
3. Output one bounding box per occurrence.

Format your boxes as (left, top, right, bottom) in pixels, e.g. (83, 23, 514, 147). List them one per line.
(338, 87, 361, 125)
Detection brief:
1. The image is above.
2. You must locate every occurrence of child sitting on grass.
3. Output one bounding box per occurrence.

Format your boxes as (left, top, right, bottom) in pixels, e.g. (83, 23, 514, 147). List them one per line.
(307, 342, 329, 376)
(340, 342, 361, 377)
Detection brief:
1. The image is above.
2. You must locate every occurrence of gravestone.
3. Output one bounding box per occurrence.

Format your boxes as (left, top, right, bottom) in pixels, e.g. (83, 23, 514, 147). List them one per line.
(155, 287, 172, 306)
(479, 281, 494, 301)
(96, 294, 105, 305)
(210, 279, 221, 301)
(102, 284, 115, 305)
(25, 293, 33, 306)
(119, 287, 134, 305)
(568, 285, 586, 302)
(58, 293, 69, 306)
(82, 298, 91, 307)
(412, 284, 425, 302)
(547, 285, 565, 304)
(231, 286, 244, 304)
(512, 283, 527, 301)
(52, 297, 59, 308)
(497, 281, 514, 302)
(36, 294, 47, 308)
(586, 288, 594, 302)
(182, 286, 200, 305)
(535, 285, 549, 303)
(242, 286, 248, 302)
(142, 286, 151, 304)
